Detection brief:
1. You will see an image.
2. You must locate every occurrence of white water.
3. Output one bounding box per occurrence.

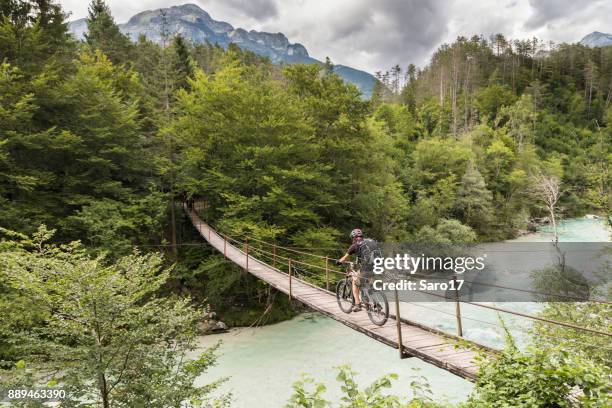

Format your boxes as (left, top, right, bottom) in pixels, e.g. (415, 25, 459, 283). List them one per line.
(194, 217, 610, 407)
(511, 217, 611, 242)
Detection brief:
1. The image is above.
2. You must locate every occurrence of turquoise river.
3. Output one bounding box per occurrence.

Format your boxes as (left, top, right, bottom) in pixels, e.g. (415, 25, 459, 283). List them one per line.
(194, 217, 611, 407)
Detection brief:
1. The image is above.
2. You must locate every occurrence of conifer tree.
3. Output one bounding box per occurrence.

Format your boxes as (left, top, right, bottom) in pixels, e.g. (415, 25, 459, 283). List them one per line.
(455, 161, 494, 232)
(171, 34, 195, 91)
(85, 0, 132, 65)
(0, 0, 72, 74)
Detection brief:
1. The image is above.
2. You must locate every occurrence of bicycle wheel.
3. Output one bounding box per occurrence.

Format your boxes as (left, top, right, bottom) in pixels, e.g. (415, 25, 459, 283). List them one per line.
(366, 290, 388, 326)
(336, 280, 354, 313)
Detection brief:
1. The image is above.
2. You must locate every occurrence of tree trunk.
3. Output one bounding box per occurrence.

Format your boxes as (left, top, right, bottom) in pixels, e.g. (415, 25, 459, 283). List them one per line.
(99, 373, 110, 408)
(463, 57, 472, 130)
(451, 50, 459, 138)
(439, 68, 445, 106)
(549, 207, 558, 244)
(92, 303, 110, 408)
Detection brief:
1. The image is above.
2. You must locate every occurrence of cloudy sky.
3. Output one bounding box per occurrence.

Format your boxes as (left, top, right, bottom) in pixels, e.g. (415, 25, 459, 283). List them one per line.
(58, 0, 611, 74)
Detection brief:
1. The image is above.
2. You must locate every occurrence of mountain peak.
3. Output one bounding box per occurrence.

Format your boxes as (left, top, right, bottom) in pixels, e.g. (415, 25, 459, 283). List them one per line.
(68, 3, 376, 97)
(580, 31, 612, 48)
(175, 3, 207, 12)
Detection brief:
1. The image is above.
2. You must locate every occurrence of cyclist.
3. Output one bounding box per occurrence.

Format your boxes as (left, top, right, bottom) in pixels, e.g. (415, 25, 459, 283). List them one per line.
(336, 228, 368, 312)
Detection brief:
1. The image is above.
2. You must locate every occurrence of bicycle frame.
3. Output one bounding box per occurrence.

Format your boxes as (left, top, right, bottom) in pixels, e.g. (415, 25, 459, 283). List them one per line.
(343, 263, 374, 307)
(336, 262, 389, 325)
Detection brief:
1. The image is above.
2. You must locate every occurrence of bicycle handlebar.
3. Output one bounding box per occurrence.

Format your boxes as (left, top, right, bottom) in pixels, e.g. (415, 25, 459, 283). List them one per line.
(338, 261, 355, 270)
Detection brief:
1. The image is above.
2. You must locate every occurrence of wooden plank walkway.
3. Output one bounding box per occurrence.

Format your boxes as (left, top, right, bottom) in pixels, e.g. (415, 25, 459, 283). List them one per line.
(185, 207, 487, 380)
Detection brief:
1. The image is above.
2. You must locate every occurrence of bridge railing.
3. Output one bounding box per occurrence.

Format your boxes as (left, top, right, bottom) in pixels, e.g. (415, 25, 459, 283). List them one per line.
(184, 205, 612, 359)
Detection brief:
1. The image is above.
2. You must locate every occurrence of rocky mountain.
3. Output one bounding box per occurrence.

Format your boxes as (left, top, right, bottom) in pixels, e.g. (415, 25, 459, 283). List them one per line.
(69, 3, 376, 97)
(580, 31, 612, 48)
(69, 17, 88, 40)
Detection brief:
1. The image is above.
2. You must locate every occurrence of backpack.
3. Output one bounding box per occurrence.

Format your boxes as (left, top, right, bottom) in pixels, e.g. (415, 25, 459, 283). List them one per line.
(356, 238, 381, 270)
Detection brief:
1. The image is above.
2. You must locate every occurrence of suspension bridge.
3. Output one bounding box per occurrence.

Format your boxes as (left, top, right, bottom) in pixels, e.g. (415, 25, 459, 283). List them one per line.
(183, 204, 611, 381)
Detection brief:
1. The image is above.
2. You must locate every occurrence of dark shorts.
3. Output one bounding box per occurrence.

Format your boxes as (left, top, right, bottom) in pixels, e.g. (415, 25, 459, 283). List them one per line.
(359, 263, 373, 279)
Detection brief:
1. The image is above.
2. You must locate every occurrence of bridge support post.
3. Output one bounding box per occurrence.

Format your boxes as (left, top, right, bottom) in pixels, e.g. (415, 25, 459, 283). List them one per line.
(223, 235, 227, 258)
(394, 289, 405, 359)
(273, 244, 276, 269)
(453, 275, 463, 337)
(288, 259, 293, 301)
(245, 238, 249, 272)
(325, 257, 330, 292)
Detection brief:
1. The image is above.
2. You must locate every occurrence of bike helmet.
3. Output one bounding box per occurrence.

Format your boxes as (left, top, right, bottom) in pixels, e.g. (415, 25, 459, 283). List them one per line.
(350, 228, 363, 239)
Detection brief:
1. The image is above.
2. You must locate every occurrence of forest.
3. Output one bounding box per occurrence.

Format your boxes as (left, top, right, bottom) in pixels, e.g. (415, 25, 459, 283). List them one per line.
(0, 0, 610, 406)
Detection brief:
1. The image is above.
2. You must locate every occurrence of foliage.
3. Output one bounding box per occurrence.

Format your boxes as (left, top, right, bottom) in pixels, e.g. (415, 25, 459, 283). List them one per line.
(284, 318, 612, 408)
(0, 0, 73, 75)
(0, 4, 611, 406)
(454, 162, 494, 234)
(414, 219, 477, 244)
(286, 366, 444, 408)
(0, 48, 164, 248)
(0, 226, 229, 407)
(375, 35, 611, 239)
(532, 284, 612, 368)
(463, 328, 611, 407)
(85, 0, 133, 64)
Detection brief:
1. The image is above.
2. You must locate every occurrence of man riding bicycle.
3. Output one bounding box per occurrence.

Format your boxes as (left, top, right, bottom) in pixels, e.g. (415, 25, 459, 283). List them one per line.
(336, 228, 370, 312)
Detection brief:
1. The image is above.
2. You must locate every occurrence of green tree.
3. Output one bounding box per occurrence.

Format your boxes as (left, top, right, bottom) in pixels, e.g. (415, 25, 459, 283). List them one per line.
(0, 62, 38, 198)
(454, 161, 494, 234)
(498, 94, 536, 150)
(415, 218, 477, 244)
(532, 297, 612, 368)
(85, 0, 133, 65)
(0, 226, 229, 408)
(171, 63, 321, 239)
(484, 138, 514, 181)
(464, 331, 610, 407)
(410, 138, 473, 188)
(400, 63, 417, 114)
(284, 64, 407, 239)
(0, 49, 164, 249)
(474, 83, 516, 124)
(0, 0, 73, 75)
(171, 34, 195, 91)
(168, 62, 326, 310)
(0, 61, 72, 232)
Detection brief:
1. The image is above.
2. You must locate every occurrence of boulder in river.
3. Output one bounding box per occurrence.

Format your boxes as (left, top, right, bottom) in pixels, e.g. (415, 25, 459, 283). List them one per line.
(197, 310, 229, 334)
(527, 217, 550, 231)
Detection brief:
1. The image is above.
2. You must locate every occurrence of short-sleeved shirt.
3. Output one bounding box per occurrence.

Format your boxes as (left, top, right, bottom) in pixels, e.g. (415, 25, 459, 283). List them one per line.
(347, 240, 363, 256)
(347, 238, 373, 276)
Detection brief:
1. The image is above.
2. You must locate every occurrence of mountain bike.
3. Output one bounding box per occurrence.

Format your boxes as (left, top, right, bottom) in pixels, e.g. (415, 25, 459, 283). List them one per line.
(335, 262, 389, 326)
